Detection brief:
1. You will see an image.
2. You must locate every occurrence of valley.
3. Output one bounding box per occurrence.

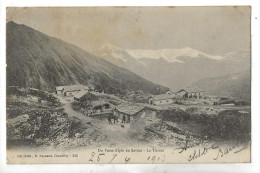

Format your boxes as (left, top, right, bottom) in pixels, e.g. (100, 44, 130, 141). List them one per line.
(6, 21, 251, 152)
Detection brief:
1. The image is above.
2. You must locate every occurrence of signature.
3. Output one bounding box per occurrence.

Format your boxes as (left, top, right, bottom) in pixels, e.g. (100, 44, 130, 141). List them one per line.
(188, 144, 219, 162)
(213, 146, 236, 160)
(187, 144, 249, 162)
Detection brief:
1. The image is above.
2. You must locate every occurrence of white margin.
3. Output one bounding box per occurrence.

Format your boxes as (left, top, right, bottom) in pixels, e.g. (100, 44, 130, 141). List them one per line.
(0, 0, 259, 173)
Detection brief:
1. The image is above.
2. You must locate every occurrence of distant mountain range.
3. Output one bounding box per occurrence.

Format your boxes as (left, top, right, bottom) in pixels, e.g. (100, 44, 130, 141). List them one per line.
(7, 21, 250, 100)
(190, 70, 251, 101)
(95, 43, 250, 91)
(127, 47, 225, 63)
(6, 21, 166, 94)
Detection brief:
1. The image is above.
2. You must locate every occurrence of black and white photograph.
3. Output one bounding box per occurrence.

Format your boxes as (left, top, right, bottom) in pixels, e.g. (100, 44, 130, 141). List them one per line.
(5, 6, 252, 164)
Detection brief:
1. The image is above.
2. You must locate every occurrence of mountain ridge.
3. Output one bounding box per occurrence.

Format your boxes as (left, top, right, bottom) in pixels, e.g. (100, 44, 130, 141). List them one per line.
(190, 70, 251, 101)
(6, 21, 167, 94)
(126, 47, 225, 63)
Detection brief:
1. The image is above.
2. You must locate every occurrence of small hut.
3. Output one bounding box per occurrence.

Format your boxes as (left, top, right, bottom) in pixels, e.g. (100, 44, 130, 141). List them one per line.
(115, 103, 145, 123)
(74, 90, 88, 101)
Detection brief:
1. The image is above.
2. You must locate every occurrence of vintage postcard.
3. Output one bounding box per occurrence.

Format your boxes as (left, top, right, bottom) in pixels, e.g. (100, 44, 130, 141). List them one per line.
(6, 7, 251, 164)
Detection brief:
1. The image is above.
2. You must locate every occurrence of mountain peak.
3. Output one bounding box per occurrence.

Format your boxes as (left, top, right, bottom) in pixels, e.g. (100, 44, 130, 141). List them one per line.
(7, 23, 166, 94)
(7, 21, 19, 29)
(100, 43, 122, 52)
(126, 48, 225, 63)
(7, 21, 16, 25)
(7, 21, 28, 29)
(6, 20, 46, 37)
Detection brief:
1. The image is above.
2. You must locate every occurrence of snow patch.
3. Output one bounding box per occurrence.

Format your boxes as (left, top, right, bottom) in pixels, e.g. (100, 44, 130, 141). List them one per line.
(111, 52, 127, 62)
(99, 43, 127, 62)
(126, 47, 224, 63)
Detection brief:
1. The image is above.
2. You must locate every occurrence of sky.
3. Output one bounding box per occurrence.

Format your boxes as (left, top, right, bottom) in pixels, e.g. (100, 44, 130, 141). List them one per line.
(7, 7, 251, 55)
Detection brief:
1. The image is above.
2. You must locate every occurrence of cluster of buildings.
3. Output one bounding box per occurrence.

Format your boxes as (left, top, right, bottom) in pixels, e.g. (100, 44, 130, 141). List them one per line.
(55, 85, 153, 123)
(55, 84, 110, 106)
(55, 85, 89, 96)
(55, 85, 204, 123)
(55, 85, 99, 101)
(148, 88, 204, 105)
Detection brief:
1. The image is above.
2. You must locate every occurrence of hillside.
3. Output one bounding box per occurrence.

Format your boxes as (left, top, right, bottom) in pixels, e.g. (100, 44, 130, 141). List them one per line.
(190, 70, 251, 101)
(6, 21, 166, 94)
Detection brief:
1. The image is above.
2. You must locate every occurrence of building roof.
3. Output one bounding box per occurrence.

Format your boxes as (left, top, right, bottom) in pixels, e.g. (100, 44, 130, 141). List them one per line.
(177, 88, 203, 93)
(74, 90, 88, 99)
(116, 103, 145, 116)
(165, 89, 179, 94)
(56, 86, 65, 91)
(150, 94, 175, 101)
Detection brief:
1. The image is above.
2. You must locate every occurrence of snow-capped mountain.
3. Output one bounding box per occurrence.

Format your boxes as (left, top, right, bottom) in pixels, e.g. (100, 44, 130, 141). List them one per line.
(95, 43, 146, 71)
(126, 47, 225, 63)
(98, 43, 126, 62)
(96, 44, 225, 64)
(95, 43, 250, 90)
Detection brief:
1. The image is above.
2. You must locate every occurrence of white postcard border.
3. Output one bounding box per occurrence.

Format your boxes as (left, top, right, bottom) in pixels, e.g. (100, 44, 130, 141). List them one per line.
(0, 0, 259, 173)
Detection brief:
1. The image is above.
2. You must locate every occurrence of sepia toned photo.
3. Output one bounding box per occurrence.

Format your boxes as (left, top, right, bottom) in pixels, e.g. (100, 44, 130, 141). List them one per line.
(6, 7, 251, 164)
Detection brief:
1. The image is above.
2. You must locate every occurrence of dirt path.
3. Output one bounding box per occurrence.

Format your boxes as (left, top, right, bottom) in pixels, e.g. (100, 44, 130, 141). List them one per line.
(56, 95, 140, 147)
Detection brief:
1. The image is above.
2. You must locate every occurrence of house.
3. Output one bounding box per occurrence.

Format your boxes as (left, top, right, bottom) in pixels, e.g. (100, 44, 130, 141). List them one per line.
(176, 88, 204, 99)
(165, 89, 176, 95)
(63, 85, 89, 97)
(55, 85, 89, 96)
(55, 86, 65, 94)
(64, 89, 80, 97)
(115, 104, 145, 123)
(74, 90, 88, 101)
(148, 94, 175, 105)
(175, 89, 187, 97)
(77, 91, 106, 103)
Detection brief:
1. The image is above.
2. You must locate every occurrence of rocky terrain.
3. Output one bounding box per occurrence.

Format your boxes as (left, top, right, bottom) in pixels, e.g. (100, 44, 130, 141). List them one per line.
(6, 88, 107, 150)
(7, 87, 250, 150)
